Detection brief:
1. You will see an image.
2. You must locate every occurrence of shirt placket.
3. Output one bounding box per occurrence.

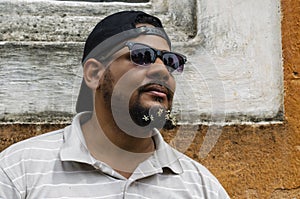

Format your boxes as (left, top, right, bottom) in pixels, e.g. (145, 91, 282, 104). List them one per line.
(122, 158, 162, 199)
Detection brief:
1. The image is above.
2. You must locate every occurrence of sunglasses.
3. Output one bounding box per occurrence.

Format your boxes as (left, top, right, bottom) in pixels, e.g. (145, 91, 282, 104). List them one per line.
(125, 42, 187, 73)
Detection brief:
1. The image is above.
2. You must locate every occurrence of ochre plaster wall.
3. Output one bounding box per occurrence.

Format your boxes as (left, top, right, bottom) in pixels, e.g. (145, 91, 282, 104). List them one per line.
(0, 0, 299, 198)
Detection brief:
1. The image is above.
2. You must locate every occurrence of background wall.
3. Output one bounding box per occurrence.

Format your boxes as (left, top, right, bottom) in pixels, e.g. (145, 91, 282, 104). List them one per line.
(0, 0, 299, 198)
(0, 0, 283, 124)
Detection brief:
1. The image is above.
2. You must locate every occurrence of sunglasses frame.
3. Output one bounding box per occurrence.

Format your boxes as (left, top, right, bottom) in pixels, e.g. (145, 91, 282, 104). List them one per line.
(125, 41, 187, 73)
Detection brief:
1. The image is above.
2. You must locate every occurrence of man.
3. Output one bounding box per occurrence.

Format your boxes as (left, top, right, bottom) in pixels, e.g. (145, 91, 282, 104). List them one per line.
(0, 11, 230, 198)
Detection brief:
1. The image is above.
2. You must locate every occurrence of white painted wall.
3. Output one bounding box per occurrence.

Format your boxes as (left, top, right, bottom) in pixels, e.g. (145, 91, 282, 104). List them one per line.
(0, 0, 283, 124)
(172, 0, 283, 124)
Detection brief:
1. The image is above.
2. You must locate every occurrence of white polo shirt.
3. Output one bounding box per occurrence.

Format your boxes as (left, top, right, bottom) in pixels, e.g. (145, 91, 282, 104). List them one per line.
(0, 112, 230, 198)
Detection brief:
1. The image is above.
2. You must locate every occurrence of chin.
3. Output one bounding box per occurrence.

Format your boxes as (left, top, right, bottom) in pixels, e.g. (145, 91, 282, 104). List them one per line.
(129, 101, 168, 130)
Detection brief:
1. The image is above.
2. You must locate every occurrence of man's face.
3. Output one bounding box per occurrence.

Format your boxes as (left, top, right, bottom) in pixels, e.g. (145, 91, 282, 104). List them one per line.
(95, 34, 176, 133)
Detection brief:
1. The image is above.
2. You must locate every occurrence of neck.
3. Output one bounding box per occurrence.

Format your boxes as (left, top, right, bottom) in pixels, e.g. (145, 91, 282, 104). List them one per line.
(82, 112, 155, 177)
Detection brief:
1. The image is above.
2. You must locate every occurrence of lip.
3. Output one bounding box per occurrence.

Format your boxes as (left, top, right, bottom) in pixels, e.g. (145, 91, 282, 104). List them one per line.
(139, 83, 170, 101)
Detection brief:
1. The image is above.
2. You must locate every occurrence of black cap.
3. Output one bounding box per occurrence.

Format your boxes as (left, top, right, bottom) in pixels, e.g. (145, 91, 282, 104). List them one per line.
(76, 10, 170, 113)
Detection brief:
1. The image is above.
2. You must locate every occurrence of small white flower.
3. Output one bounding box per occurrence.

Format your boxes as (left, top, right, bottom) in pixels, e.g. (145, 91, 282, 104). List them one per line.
(142, 115, 149, 121)
(165, 114, 170, 120)
(150, 115, 154, 121)
(171, 117, 177, 126)
(157, 108, 164, 116)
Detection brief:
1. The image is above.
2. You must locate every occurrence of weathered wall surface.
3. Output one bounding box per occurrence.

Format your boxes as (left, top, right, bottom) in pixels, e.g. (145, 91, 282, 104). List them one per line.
(0, 0, 283, 124)
(0, 0, 299, 198)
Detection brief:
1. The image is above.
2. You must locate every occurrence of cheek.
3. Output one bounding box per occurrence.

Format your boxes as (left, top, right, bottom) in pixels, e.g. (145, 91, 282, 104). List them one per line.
(111, 62, 147, 88)
(109, 66, 147, 103)
(108, 58, 133, 77)
(170, 78, 176, 92)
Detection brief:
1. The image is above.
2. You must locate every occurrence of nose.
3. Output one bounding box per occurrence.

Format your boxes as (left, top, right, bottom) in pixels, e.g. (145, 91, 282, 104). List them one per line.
(146, 58, 171, 81)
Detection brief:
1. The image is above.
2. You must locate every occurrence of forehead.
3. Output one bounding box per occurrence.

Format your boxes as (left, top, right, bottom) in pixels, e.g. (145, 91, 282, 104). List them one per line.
(128, 34, 170, 51)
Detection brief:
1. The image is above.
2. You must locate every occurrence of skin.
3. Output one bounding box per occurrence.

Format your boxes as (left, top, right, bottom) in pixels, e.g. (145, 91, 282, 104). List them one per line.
(81, 25, 176, 178)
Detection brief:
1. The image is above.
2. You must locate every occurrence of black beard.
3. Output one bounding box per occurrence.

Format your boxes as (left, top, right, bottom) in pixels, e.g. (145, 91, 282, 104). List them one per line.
(129, 100, 168, 130)
(96, 68, 176, 131)
(97, 69, 114, 108)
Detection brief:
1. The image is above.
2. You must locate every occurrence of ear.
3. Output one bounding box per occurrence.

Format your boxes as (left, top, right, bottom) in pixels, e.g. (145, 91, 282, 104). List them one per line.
(83, 58, 105, 90)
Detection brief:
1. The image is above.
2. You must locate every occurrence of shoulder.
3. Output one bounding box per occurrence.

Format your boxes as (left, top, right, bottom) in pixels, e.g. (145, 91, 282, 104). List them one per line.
(176, 153, 230, 198)
(0, 128, 67, 195)
(0, 128, 65, 166)
(178, 154, 219, 182)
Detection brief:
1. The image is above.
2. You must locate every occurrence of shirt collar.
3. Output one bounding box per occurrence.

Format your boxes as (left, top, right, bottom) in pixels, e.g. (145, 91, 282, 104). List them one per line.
(60, 112, 94, 164)
(60, 112, 184, 174)
(152, 129, 184, 174)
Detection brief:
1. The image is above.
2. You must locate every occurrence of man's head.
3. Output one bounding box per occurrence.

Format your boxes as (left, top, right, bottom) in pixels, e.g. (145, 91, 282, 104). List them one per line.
(76, 11, 186, 133)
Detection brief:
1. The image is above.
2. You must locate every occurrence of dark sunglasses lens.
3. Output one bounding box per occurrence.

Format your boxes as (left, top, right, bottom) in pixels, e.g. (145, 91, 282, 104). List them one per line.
(163, 53, 185, 73)
(131, 46, 155, 66)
